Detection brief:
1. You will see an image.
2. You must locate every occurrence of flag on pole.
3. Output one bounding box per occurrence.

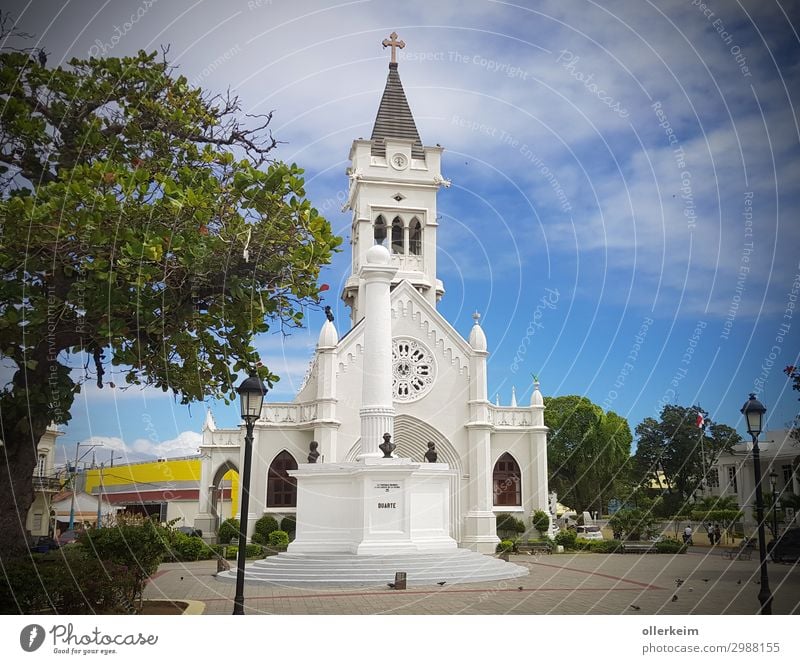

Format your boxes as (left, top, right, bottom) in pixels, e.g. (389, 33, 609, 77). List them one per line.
(696, 413, 704, 428)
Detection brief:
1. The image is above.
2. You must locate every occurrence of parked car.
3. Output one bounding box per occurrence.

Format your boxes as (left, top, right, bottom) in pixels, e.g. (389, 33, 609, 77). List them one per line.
(768, 529, 800, 563)
(56, 529, 80, 546)
(29, 536, 60, 553)
(575, 525, 604, 541)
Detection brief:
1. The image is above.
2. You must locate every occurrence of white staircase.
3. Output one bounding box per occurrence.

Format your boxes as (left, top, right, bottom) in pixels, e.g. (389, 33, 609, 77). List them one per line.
(216, 548, 528, 587)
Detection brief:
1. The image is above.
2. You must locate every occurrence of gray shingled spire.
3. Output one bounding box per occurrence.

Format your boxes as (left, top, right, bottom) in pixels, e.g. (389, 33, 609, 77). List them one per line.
(370, 62, 425, 160)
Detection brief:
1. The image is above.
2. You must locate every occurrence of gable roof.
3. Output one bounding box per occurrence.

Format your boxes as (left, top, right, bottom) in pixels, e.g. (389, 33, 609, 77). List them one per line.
(370, 63, 425, 160)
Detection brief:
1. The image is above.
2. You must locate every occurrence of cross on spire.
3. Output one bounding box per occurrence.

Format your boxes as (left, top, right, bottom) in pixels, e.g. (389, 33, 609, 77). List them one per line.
(382, 31, 405, 64)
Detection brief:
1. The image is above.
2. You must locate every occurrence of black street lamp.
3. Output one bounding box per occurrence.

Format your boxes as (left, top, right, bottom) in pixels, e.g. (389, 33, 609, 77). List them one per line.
(740, 393, 772, 614)
(232, 371, 267, 615)
(769, 470, 779, 540)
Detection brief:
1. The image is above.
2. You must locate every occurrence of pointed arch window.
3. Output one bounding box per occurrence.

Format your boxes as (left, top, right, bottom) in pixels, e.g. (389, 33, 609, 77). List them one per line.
(374, 215, 387, 246)
(493, 453, 521, 506)
(391, 216, 404, 254)
(409, 218, 422, 255)
(267, 451, 298, 507)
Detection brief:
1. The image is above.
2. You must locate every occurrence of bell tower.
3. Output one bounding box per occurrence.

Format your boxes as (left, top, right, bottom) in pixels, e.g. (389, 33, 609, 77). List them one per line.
(342, 32, 449, 325)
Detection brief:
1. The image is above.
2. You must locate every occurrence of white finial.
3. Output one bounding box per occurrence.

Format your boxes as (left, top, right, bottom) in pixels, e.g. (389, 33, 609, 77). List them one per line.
(203, 409, 216, 432)
(495, 394, 500, 406)
(511, 386, 517, 408)
(531, 376, 544, 407)
(472, 310, 481, 324)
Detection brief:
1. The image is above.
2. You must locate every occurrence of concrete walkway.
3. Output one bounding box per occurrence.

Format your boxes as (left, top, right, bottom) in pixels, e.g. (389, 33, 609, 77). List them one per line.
(143, 547, 799, 615)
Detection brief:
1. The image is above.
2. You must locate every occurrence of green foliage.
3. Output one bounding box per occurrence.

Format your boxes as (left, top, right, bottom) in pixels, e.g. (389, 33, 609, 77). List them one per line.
(0, 45, 341, 555)
(280, 515, 297, 535)
(496, 513, 525, 535)
(655, 538, 688, 554)
(531, 509, 550, 534)
(218, 544, 265, 560)
(586, 539, 623, 553)
(608, 508, 659, 541)
(268, 530, 290, 549)
(78, 514, 171, 610)
(544, 396, 633, 514)
(497, 539, 515, 553)
(632, 405, 742, 505)
(0, 547, 138, 614)
(218, 518, 241, 544)
(554, 529, 577, 549)
(254, 515, 280, 542)
(169, 531, 212, 561)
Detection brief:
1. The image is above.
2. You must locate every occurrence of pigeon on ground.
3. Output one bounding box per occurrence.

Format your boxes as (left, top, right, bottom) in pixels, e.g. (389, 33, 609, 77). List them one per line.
(675, 578, 684, 586)
(629, 605, 641, 611)
(702, 578, 709, 582)
(671, 595, 678, 602)
(437, 581, 446, 586)
(518, 587, 524, 591)
(387, 583, 396, 589)
(737, 579, 742, 585)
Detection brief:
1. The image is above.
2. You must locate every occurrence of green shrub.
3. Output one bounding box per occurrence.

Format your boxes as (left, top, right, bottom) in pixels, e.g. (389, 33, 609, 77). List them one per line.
(554, 529, 577, 549)
(219, 543, 265, 560)
(78, 514, 171, 610)
(608, 508, 659, 541)
(496, 513, 526, 536)
(280, 515, 297, 536)
(587, 539, 623, 554)
(655, 538, 687, 554)
(496, 539, 515, 553)
(218, 518, 241, 544)
(0, 548, 138, 614)
(170, 531, 210, 561)
(268, 530, 290, 549)
(254, 515, 280, 541)
(531, 509, 550, 534)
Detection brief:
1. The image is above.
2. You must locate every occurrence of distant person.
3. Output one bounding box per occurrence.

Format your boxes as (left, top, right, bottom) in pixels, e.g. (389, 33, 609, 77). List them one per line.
(714, 524, 722, 545)
(683, 525, 693, 545)
(705, 522, 714, 545)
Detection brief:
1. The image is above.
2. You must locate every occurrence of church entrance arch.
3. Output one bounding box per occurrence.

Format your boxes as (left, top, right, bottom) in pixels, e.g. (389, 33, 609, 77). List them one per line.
(344, 415, 463, 542)
(209, 461, 238, 529)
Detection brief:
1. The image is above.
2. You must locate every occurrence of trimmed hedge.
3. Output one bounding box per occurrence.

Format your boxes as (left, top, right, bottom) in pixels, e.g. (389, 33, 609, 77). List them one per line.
(496, 539, 515, 553)
(280, 515, 297, 536)
(254, 515, 280, 543)
(655, 538, 688, 554)
(0, 548, 137, 614)
(212, 543, 265, 560)
(218, 518, 241, 544)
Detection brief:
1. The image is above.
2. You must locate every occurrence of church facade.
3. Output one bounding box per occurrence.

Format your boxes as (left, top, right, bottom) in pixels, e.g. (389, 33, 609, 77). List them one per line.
(195, 40, 549, 554)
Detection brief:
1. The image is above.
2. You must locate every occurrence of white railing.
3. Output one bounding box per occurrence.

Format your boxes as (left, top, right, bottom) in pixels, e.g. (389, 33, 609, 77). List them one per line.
(488, 406, 531, 427)
(261, 402, 318, 424)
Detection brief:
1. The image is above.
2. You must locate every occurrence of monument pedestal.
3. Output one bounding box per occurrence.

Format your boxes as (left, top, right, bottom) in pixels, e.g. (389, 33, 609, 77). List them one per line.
(287, 458, 458, 555)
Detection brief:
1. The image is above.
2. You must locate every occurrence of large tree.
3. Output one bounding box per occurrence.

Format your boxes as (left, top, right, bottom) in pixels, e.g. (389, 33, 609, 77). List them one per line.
(632, 404, 742, 507)
(0, 43, 340, 555)
(544, 395, 632, 514)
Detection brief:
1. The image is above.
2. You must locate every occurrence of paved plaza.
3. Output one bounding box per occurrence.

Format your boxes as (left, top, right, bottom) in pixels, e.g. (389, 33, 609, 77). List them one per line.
(143, 548, 799, 615)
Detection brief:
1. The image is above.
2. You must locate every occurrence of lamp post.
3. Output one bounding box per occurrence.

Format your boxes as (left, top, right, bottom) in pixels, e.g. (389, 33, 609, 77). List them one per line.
(740, 393, 772, 614)
(769, 470, 779, 540)
(68, 443, 103, 530)
(232, 371, 267, 615)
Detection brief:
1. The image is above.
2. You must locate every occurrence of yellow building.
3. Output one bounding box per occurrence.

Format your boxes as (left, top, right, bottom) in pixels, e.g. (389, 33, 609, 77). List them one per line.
(83, 456, 238, 534)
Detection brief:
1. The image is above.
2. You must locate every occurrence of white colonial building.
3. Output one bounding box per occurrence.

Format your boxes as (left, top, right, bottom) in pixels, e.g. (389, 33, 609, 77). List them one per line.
(709, 429, 800, 529)
(196, 44, 550, 554)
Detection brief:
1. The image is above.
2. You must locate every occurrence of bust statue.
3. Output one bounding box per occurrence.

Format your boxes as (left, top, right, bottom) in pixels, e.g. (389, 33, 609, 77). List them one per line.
(424, 441, 438, 463)
(307, 441, 320, 463)
(379, 433, 395, 458)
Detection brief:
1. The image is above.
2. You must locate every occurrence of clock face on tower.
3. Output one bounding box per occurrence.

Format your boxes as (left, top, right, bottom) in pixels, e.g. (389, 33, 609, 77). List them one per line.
(390, 153, 408, 170)
(392, 338, 435, 401)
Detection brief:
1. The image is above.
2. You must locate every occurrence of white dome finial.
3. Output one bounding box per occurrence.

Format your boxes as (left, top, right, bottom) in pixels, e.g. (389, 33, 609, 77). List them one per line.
(530, 376, 544, 406)
(469, 310, 487, 351)
(511, 386, 517, 408)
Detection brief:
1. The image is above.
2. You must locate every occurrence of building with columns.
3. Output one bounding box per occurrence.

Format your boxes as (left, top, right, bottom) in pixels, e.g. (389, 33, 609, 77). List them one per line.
(196, 39, 550, 554)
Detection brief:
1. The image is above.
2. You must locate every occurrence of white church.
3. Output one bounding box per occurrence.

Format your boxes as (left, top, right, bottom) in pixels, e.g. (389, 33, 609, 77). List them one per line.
(195, 35, 550, 561)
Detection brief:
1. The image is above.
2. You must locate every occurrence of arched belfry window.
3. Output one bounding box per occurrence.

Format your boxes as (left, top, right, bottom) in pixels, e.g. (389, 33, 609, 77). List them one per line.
(267, 451, 298, 508)
(391, 216, 404, 254)
(409, 218, 422, 255)
(493, 453, 521, 506)
(374, 215, 387, 246)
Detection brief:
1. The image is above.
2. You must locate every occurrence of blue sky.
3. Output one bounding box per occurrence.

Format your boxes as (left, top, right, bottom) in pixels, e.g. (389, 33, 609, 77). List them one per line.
(5, 0, 799, 464)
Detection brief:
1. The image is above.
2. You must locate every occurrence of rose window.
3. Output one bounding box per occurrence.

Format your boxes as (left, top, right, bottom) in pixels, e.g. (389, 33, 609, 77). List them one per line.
(392, 338, 435, 401)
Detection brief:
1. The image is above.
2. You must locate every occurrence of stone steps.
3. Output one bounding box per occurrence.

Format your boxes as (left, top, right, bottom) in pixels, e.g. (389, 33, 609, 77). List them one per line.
(216, 549, 529, 586)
